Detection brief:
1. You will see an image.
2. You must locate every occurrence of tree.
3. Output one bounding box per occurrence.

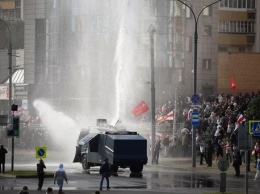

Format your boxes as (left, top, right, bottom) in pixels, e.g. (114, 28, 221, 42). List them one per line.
(245, 97, 260, 120)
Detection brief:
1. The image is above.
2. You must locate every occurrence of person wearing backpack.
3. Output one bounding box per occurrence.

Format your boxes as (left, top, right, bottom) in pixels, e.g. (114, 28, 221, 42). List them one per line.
(254, 154, 260, 180)
(99, 158, 111, 191)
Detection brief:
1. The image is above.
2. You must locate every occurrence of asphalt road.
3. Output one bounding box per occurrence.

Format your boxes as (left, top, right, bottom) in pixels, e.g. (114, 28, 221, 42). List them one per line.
(0, 149, 259, 194)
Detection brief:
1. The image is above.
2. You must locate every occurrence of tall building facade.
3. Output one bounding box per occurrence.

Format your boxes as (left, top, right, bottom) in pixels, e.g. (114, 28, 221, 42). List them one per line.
(23, 0, 222, 120)
(0, 0, 24, 112)
(172, 0, 219, 97)
(218, 0, 258, 52)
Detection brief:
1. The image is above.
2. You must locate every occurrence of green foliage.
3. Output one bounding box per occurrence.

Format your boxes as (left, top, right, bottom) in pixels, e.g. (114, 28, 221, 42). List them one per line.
(245, 97, 260, 120)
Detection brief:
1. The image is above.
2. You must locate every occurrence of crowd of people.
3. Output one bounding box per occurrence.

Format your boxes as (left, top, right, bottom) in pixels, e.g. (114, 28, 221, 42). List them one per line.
(154, 92, 260, 177)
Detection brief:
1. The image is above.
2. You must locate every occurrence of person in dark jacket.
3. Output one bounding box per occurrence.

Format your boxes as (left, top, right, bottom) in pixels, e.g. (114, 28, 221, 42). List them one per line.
(37, 159, 46, 191)
(99, 158, 111, 191)
(233, 149, 242, 177)
(152, 140, 161, 164)
(206, 140, 214, 167)
(0, 145, 8, 173)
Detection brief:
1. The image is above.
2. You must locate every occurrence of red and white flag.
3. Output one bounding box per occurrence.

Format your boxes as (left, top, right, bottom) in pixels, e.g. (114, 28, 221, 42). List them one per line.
(156, 111, 174, 124)
(132, 100, 149, 117)
(235, 114, 246, 130)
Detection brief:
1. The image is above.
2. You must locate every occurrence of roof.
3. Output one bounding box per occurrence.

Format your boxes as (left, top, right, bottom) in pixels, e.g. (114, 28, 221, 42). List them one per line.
(5, 69, 24, 84)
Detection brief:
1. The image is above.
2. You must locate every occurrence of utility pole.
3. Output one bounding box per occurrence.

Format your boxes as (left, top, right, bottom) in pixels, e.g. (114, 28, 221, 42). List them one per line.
(148, 24, 156, 164)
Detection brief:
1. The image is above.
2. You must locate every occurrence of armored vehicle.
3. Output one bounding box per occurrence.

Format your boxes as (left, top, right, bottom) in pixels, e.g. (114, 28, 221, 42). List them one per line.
(73, 119, 148, 173)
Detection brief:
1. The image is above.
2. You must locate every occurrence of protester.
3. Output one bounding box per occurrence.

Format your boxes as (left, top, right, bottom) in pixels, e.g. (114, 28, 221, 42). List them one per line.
(0, 145, 8, 173)
(225, 140, 232, 163)
(199, 139, 207, 165)
(233, 148, 242, 177)
(99, 158, 111, 191)
(37, 159, 46, 191)
(162, 135, 170, 157)
(254, 154, 260, 180)
(215, 139, 224, 164)
(205, 140, 214, 167)
(152, 140, 161, 164)
(18, 186, 29, 194)
(54, 163, 68, 193)
(253, 142, 260, 168)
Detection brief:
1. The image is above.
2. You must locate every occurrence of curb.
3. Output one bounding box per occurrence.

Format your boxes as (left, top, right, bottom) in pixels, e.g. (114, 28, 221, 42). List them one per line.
(0, 173, 54, 178)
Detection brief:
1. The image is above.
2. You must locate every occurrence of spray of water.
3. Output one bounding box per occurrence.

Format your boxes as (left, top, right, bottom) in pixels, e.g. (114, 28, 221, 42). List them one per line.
(33, 99, 81, 161)
(111, 1, 140, 126)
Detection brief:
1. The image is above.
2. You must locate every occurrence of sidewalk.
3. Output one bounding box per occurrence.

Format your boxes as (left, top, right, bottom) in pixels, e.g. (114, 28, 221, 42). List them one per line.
(149, 155, 256, 177)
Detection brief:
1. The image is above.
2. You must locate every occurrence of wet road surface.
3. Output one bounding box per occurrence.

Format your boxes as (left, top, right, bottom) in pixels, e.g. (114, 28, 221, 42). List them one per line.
(0, 149, 259, 193)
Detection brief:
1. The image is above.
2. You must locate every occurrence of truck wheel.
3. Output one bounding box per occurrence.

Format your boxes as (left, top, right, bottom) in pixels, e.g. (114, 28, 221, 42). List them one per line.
(130, 164, 143, 173)
(82, 155, 90, 170)
(111, 165, 119, 172)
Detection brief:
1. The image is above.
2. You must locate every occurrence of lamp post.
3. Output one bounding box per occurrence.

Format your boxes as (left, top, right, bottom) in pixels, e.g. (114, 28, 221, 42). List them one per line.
(175, 0, 221, 167)
(0, 19, 14, 171)
(148, 24, 156, 164)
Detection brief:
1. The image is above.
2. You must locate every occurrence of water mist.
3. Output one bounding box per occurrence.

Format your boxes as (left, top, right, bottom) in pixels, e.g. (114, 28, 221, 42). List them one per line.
(33, 100, 81, 161)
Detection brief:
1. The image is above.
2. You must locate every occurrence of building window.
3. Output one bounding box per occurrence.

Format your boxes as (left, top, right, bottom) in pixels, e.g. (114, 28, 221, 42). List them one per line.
(247, 36, 255, 43)
(239, 47, 245, 52)
(218, 46, 228, 52)
(202, 59, 211, 70)
(248, 13, 256, 20)
(203, 6, 212, 16)
(174, 1, 181, 16)
(203, 25, 212, 36)
(186, 5, 192, 18)
(185, 36, 192, 52)
(220, 0, 255, 9)
(247, 0, 255, 9)
(174, 54, 183, 68)
(178, 68, 184, 83)
(15, 1, 21, 8)
(219, 21, 255, 33)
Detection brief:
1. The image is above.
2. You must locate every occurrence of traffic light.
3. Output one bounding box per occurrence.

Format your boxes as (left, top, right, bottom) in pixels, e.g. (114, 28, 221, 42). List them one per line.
(7, 116, 20, 137)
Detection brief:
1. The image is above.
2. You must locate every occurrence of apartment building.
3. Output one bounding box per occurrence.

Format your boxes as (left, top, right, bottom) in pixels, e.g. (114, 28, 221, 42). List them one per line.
(22, 0, 260, 118)
(218, 0, 258, 52)
(217, 0, 260, 94)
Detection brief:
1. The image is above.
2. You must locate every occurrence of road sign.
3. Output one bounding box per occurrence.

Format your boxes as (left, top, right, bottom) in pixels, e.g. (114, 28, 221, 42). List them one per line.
(249, 120, 260, 136)
(191, 112, 199, 126)
(191, 94, 200, 104)
(36, 146, 47, 158)
(217, 158, 229, 172)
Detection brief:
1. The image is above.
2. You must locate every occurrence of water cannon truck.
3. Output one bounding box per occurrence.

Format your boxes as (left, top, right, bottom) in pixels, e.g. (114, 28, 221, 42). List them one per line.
(73, 119, 148, 173)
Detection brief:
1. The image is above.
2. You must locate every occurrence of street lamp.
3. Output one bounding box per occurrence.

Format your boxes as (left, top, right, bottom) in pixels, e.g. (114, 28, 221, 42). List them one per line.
(175, 0, 221, 167)
(0, 18, 14, 171)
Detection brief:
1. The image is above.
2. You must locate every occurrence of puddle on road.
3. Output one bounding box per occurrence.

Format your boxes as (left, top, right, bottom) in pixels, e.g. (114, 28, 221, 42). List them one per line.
(148, 172, 215, 189)
(84, 169, 215, 189)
